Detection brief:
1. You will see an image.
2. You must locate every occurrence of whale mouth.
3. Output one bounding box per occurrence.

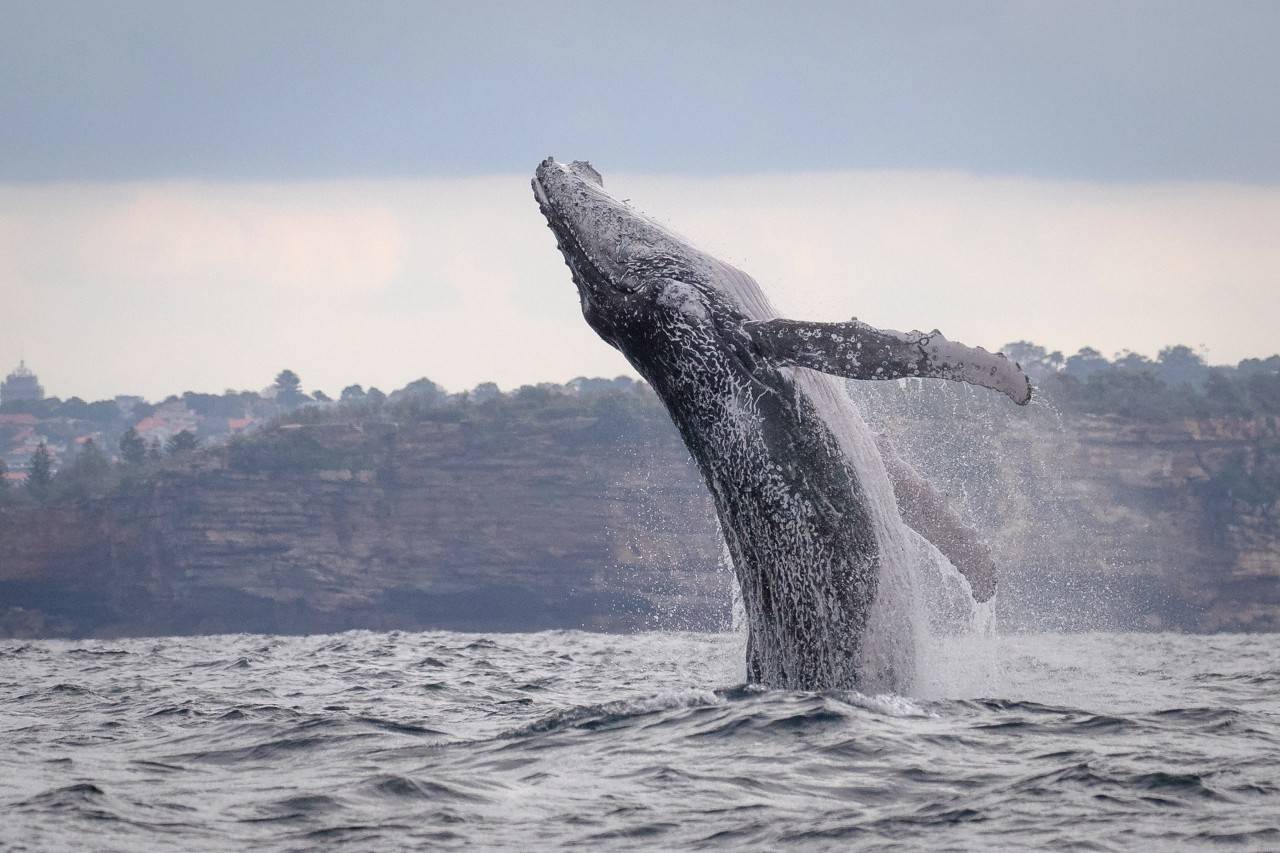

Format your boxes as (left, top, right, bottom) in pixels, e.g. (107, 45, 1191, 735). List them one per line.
(531, 172, 552, 211)
(531, 171, 572, 262)
(532, 169, 609, 298)
(531, 161, 568, 244)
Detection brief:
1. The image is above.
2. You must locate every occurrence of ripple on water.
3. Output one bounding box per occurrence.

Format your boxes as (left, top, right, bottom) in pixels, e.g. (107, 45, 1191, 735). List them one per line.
(0, 630, 1275, 851)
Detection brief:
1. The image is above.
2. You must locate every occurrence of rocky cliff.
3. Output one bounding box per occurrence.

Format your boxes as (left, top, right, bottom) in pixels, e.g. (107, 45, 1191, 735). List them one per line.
(849, 377, 1279, 633)
(0, 395, 1276, 638)
(988, 414, 1278, 633)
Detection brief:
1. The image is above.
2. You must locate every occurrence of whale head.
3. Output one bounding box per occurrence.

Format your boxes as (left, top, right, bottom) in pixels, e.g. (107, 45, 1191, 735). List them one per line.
(532, 157, 708, 348)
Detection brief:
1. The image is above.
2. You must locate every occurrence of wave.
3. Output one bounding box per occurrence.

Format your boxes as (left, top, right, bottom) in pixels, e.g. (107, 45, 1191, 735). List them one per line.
(2, 629, 1274, 851)
(501, 689, 722, 738)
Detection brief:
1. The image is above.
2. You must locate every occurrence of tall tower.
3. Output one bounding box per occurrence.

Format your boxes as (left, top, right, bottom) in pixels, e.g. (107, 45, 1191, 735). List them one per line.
(1, 360, 44, 405)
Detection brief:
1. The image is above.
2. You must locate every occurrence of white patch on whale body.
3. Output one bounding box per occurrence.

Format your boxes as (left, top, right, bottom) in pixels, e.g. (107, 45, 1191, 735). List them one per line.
(655, 279, 709, 321)
(700, 258, 928, 692)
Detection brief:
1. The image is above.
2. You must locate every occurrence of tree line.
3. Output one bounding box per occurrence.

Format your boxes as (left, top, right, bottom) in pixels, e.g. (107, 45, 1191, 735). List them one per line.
(1003, 342, 1280, 419)
(4, 346, 1278, 508)
(1, 427, 202, 505)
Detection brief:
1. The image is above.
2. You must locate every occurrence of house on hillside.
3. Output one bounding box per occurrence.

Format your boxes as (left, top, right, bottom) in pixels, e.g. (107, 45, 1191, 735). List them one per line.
(1, 417, 43, 473)
(134, 401, 200, 448)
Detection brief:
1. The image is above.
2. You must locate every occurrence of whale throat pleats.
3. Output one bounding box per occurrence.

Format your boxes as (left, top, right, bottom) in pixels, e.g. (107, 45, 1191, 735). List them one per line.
(745, 318, 1033, 406)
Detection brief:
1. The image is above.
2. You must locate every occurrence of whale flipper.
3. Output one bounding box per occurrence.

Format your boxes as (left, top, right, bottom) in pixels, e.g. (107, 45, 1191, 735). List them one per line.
(746, 318, 1032, 405)
(876, 433, 996, 602)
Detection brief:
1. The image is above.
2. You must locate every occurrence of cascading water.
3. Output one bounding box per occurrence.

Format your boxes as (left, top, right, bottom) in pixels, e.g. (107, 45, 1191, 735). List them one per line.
(703, 260, 994, 695)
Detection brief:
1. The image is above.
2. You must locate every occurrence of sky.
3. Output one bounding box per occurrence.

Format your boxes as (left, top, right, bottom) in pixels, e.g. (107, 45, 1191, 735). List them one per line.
(2, 1, 1278, 400)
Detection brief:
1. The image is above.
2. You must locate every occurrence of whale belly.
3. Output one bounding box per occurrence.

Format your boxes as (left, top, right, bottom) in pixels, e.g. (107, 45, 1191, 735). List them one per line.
(697, 257, 922, 690)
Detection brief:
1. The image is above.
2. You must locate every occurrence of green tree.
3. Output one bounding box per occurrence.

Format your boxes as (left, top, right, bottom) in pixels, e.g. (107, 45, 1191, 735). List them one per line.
(1157, 345, 1208, 388)
(1203, 370, 1248, 416)
(1063, 346, 1110, 378)
(395, 377, 444, 405)
(72, 438, 110, 478)
(472, 382, 501, 403)
(148, 438, 163, 461)
(1242, 371, 1280, 414)
(1237, 355, 1280, 377)
(56, 397, 91, 419)
(57, 439, 111, 499)
(119, 427, 147, 465)
(27, 442, 53, 498)
(1113, 350, 1154, 373)
(340, 384, 366, 403)
(273, 369, 306, 407)
(1002, 341, 1064, 382)
(166, 430, 199, 455)
(0, 459, 9, 501)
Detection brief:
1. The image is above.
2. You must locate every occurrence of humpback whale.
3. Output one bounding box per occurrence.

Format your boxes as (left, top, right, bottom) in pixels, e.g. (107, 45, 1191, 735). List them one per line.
(532, 158, 1030, 691)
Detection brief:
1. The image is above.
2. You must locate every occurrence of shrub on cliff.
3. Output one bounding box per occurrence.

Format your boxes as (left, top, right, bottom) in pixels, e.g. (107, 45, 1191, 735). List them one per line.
(227, 429, 347, 473)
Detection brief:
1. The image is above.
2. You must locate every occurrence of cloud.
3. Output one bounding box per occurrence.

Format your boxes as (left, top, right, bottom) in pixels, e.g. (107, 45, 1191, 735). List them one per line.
(616, 172, 1279, 363)
(1, 172, 1277, 400)
(0, 183, 407, 295)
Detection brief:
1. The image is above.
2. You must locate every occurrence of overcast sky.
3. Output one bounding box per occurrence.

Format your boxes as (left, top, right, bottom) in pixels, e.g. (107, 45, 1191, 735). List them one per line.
(3, 1, 1277, 400)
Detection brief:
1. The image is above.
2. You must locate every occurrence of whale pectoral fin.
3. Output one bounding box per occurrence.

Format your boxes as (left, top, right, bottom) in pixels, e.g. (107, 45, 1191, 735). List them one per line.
(877, 434, 997, 602)
(745, 318, 1032, 405)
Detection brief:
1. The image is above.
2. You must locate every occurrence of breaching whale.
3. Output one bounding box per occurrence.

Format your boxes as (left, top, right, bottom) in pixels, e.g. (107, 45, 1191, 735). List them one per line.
(532, 158, 1031, 691)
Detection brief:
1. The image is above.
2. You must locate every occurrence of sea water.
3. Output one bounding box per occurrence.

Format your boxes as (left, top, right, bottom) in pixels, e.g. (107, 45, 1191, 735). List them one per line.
(2, 629, 1276, 851)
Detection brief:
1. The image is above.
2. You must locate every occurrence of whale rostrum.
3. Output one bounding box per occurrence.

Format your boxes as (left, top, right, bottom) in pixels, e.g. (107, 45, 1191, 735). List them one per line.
(532, 158, 1030, 690)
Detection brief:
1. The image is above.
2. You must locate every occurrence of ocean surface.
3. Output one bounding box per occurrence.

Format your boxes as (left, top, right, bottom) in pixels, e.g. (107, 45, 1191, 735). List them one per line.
(2, 630, 1277, 851)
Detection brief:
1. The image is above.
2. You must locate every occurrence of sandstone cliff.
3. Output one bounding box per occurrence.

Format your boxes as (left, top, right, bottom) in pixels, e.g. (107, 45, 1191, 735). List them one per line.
(0, 394, 1275, 638)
